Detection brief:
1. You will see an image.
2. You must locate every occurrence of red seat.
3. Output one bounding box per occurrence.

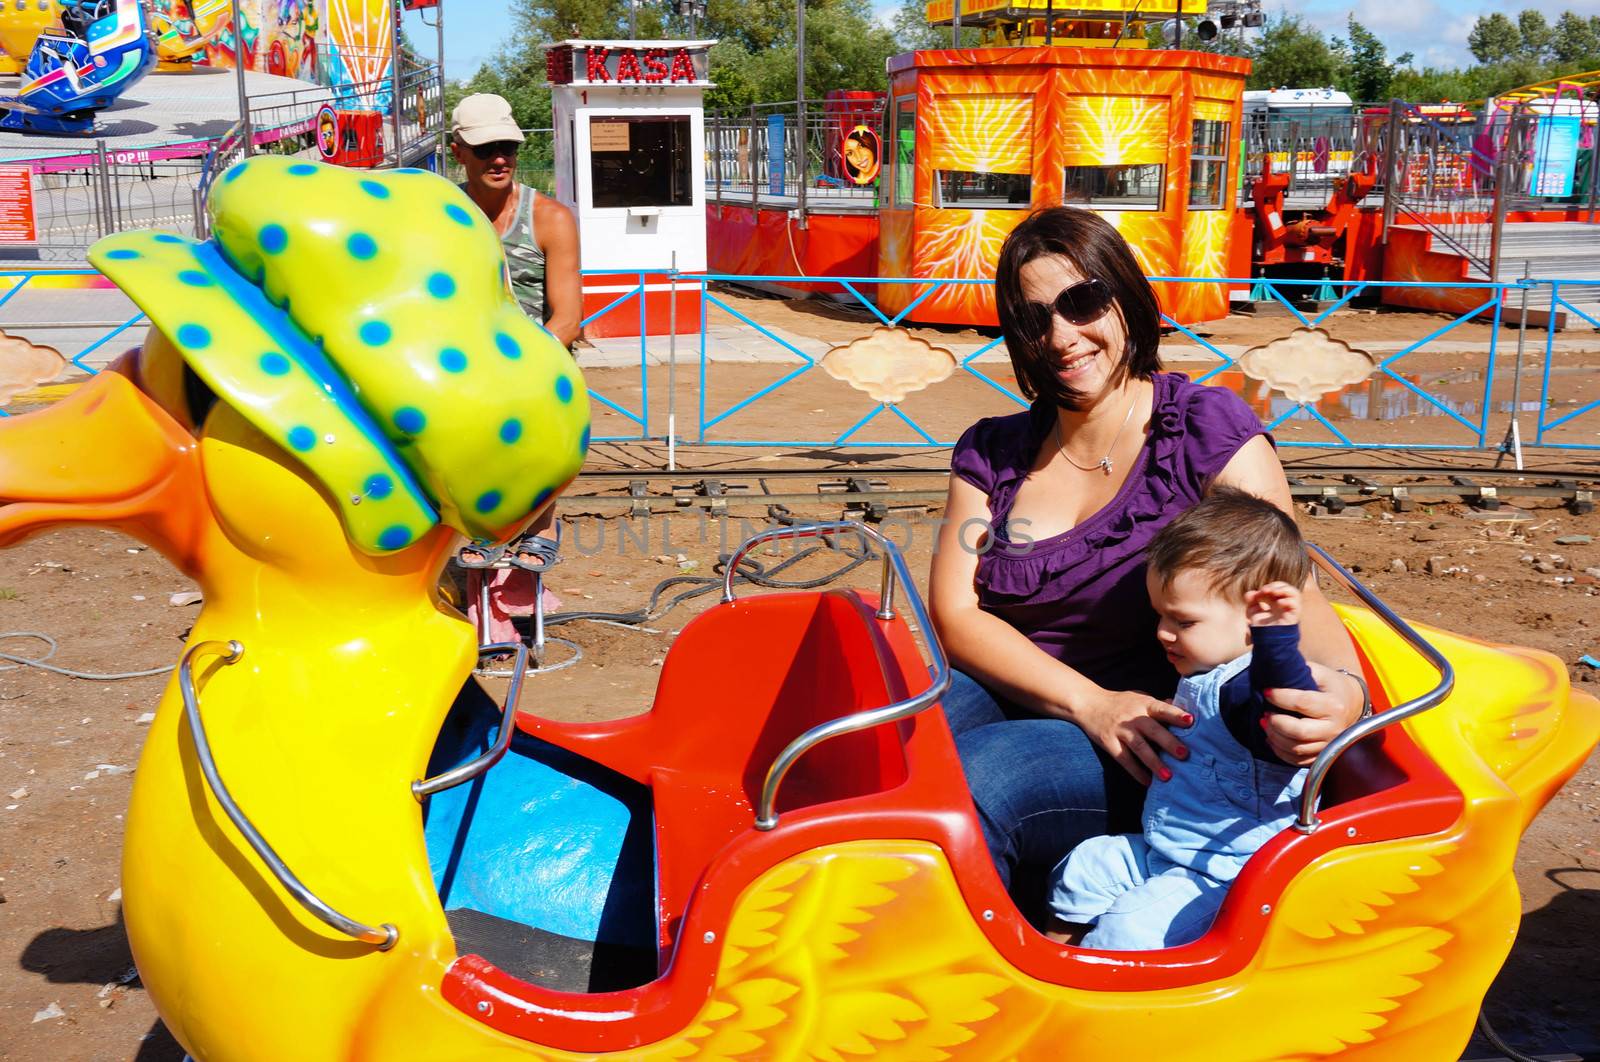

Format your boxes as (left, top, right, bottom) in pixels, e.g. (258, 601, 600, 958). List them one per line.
(520, 589, 912, 949)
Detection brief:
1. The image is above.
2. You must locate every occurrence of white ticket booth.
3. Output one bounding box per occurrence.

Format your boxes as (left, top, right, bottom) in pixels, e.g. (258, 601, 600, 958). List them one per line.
(546, 39, 714, 336)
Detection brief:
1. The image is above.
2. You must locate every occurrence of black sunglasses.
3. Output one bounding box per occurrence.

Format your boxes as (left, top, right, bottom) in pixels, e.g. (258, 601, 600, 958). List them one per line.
(464, 139, 521, 161)
(1026, 277, 1115, 329)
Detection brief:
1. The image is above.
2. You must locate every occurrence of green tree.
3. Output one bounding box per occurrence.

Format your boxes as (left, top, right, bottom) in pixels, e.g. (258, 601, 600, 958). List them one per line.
(1517, 9, 1554, 62)
(1552, 10, 1600, 64)
(1331, 16, 1413, 103)
(1245, 14, 1340, 91)
(1467, 12, 1521, 64)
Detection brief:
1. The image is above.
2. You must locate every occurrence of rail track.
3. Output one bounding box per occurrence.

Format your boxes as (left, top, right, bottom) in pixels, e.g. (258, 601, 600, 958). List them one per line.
(559, 463, 1599, 517)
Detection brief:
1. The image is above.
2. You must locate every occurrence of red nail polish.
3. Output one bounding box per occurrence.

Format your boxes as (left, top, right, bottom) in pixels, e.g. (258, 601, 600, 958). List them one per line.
(1177, 745, 1190, 759)
(1259, 717, 1269, 730)
(1182, 713, 1195, 726)
(1158, 767, 1172, 782)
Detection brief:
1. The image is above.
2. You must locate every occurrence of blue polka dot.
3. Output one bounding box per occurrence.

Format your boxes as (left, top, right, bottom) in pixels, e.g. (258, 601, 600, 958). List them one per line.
(494, 332, 521, 359)
(287, 426, 316, 452)
(499, 418, 522, 444)
(259, 353, 290, 376)
(223, 163, 248, 183)
(445, 203, 473, 226)
(533, 487, 554, 509)
(555, 376, 574, 403)
(288, 163, 317, 176)
(360, 320, 391, 346)
(364, 473, 394, 500)
(105, 248, 139, 260)
(394, 407, 425, 434)
(260, 224, 287, 254)
(427, 272, 456, 298)
(178, 270, 213, 287)
(378, 525, 413, 550)
(153, 233, 184, 244)
(347, 233, 377, 259)
(176, 323, 211, 348)
(397, 167, 427, 175)
(438, 347, 467, 373)
(580, 427, 591, 453)
(359, 180, 390, 199)
(475, 490, 503, 514)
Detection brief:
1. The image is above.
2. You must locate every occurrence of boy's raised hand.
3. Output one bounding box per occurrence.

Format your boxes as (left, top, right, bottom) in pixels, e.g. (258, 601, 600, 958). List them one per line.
(1245, 581, 1302, 627)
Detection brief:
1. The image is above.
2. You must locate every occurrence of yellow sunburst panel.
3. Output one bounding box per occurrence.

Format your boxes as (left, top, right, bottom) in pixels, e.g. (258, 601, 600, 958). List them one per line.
(914, 208, 1021, 320)
(1175, 210, 1232, 321)
(1059, 95, 1169, 167)
(928, 93, 1036, 175)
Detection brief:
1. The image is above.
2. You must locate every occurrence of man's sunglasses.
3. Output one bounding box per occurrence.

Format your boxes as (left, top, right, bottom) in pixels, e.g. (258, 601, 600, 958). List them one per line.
(465, 140, 521, 161)
(1022, 277, 1115, 331)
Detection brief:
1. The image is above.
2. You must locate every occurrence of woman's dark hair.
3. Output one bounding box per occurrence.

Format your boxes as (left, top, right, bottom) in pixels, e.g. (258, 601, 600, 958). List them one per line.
(994, 207, 1162, 410)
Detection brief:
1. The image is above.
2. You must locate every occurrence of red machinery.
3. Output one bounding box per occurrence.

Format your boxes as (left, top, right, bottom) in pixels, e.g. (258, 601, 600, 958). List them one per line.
(1251, 156, 1375, 267)
(326, 109, 385, 169)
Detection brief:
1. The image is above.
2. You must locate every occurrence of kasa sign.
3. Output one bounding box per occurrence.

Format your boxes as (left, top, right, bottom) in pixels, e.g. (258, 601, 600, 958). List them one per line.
(546, 42, 712, 87)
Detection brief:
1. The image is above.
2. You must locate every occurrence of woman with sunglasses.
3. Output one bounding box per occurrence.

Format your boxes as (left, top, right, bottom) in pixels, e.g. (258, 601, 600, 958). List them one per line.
(928, 207, 1366, 907)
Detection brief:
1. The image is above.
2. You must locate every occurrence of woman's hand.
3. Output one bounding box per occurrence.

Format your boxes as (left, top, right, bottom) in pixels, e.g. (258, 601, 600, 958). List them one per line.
(1069, 689, 1192, 786)
(1262, 661, 1365, 764)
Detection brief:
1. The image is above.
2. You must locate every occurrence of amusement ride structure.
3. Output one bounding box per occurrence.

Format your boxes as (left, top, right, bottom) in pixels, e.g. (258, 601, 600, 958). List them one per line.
(2, 3, 1600, 1059)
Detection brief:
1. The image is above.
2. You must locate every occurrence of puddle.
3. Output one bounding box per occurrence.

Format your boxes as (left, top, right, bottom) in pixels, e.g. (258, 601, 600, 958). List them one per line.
(1211, 368, 1591, 423)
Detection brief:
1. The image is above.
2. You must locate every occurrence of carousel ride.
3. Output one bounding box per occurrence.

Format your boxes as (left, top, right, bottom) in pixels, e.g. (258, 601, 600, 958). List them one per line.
(0, 154, 1597, 1060)
(0, 0, 157, 134)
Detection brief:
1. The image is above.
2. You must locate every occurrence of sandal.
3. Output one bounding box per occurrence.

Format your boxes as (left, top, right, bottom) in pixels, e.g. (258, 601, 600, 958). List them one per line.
(506, 522, 562, 574)
(455, 540, 508, 569)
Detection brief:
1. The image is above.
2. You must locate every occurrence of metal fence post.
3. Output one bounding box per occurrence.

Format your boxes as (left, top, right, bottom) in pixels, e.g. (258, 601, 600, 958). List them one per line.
(94, 141, 115, 238)
(1379, 100, 1401, 243)
(750, 104, 760, 211)
(1496, 261, 1533, 469)
(796, 100, 808, 229)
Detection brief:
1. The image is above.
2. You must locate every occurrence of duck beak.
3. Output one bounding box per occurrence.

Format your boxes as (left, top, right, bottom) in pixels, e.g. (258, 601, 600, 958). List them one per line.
(0, 368, 206, 567)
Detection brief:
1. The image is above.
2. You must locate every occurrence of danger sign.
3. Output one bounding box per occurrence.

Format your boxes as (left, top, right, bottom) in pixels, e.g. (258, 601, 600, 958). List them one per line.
(0, 167, 38, 245)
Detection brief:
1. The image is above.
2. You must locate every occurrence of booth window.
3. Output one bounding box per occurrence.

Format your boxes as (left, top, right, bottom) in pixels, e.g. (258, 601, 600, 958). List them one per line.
(588, 115, 692, 209)
(928, 93, 1034, 210)
(1189, 117, 1230, 209)
(893, 97, 915, 208)
(1058, 94, 1167, 211)
(1062, 164, 1164, 209)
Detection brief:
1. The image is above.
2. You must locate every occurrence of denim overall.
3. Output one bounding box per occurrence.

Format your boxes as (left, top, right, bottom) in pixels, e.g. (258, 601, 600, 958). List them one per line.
(1048, 651, 1307, 950)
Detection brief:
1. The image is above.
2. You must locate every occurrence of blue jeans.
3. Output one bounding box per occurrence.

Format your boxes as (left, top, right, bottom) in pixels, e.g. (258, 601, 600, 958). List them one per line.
(944, 668, 1143, 890)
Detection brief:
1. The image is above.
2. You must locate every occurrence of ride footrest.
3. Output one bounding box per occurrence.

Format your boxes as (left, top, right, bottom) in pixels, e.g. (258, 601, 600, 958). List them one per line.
(443, 907, 656, 994)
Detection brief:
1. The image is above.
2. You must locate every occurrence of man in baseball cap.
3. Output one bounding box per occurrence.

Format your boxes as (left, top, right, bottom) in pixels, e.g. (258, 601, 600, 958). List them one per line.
(451, 92, 525, 147)
(448, 93, 580, 351)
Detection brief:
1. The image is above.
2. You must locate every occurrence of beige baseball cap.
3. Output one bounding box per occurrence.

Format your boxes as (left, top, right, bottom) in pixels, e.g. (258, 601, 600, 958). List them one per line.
(450, 94, 525, 146)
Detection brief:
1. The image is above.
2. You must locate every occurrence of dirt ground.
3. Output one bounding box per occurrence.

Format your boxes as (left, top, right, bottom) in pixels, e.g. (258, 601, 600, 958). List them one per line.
(2, 295, 1600, 1060)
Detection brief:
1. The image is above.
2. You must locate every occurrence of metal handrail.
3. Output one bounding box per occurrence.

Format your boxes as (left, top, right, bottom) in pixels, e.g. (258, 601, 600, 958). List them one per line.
(721, 521, 951, 830)
(412, 641, 530, 799)
(179, 640, 399, 950)
(1295, 544, 1456, 831)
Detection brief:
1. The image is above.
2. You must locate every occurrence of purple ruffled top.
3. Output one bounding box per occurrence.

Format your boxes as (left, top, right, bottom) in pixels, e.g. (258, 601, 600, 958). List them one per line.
(950, 372, 1268, 701)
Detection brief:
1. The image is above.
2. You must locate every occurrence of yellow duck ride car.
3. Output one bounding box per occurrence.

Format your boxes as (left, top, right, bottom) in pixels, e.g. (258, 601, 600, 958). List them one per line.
(0, 157, 1595, 1062)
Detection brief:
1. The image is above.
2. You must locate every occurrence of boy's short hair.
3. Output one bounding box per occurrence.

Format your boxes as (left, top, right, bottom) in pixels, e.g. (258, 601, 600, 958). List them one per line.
(1147, 486, 1311, 599)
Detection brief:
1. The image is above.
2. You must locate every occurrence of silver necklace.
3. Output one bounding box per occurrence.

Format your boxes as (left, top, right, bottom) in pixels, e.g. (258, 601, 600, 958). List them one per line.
(1054, 388, 1140, 475)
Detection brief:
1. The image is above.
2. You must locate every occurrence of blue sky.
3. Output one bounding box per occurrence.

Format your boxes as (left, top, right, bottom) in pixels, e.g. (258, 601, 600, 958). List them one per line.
(424, 1, 1600, 82)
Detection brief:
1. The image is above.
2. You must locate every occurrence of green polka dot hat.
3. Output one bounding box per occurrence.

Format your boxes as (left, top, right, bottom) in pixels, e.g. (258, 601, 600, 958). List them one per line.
(88, 156, 590, 554)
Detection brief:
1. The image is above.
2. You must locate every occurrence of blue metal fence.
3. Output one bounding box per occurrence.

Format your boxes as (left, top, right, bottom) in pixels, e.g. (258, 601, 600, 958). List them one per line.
(1534, 280, 1600, 451)
(3, 265, 1595, 456)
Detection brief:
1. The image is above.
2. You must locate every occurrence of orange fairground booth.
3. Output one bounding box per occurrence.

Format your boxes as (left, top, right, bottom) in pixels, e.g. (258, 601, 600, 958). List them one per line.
(879, 43, 1249, 326)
